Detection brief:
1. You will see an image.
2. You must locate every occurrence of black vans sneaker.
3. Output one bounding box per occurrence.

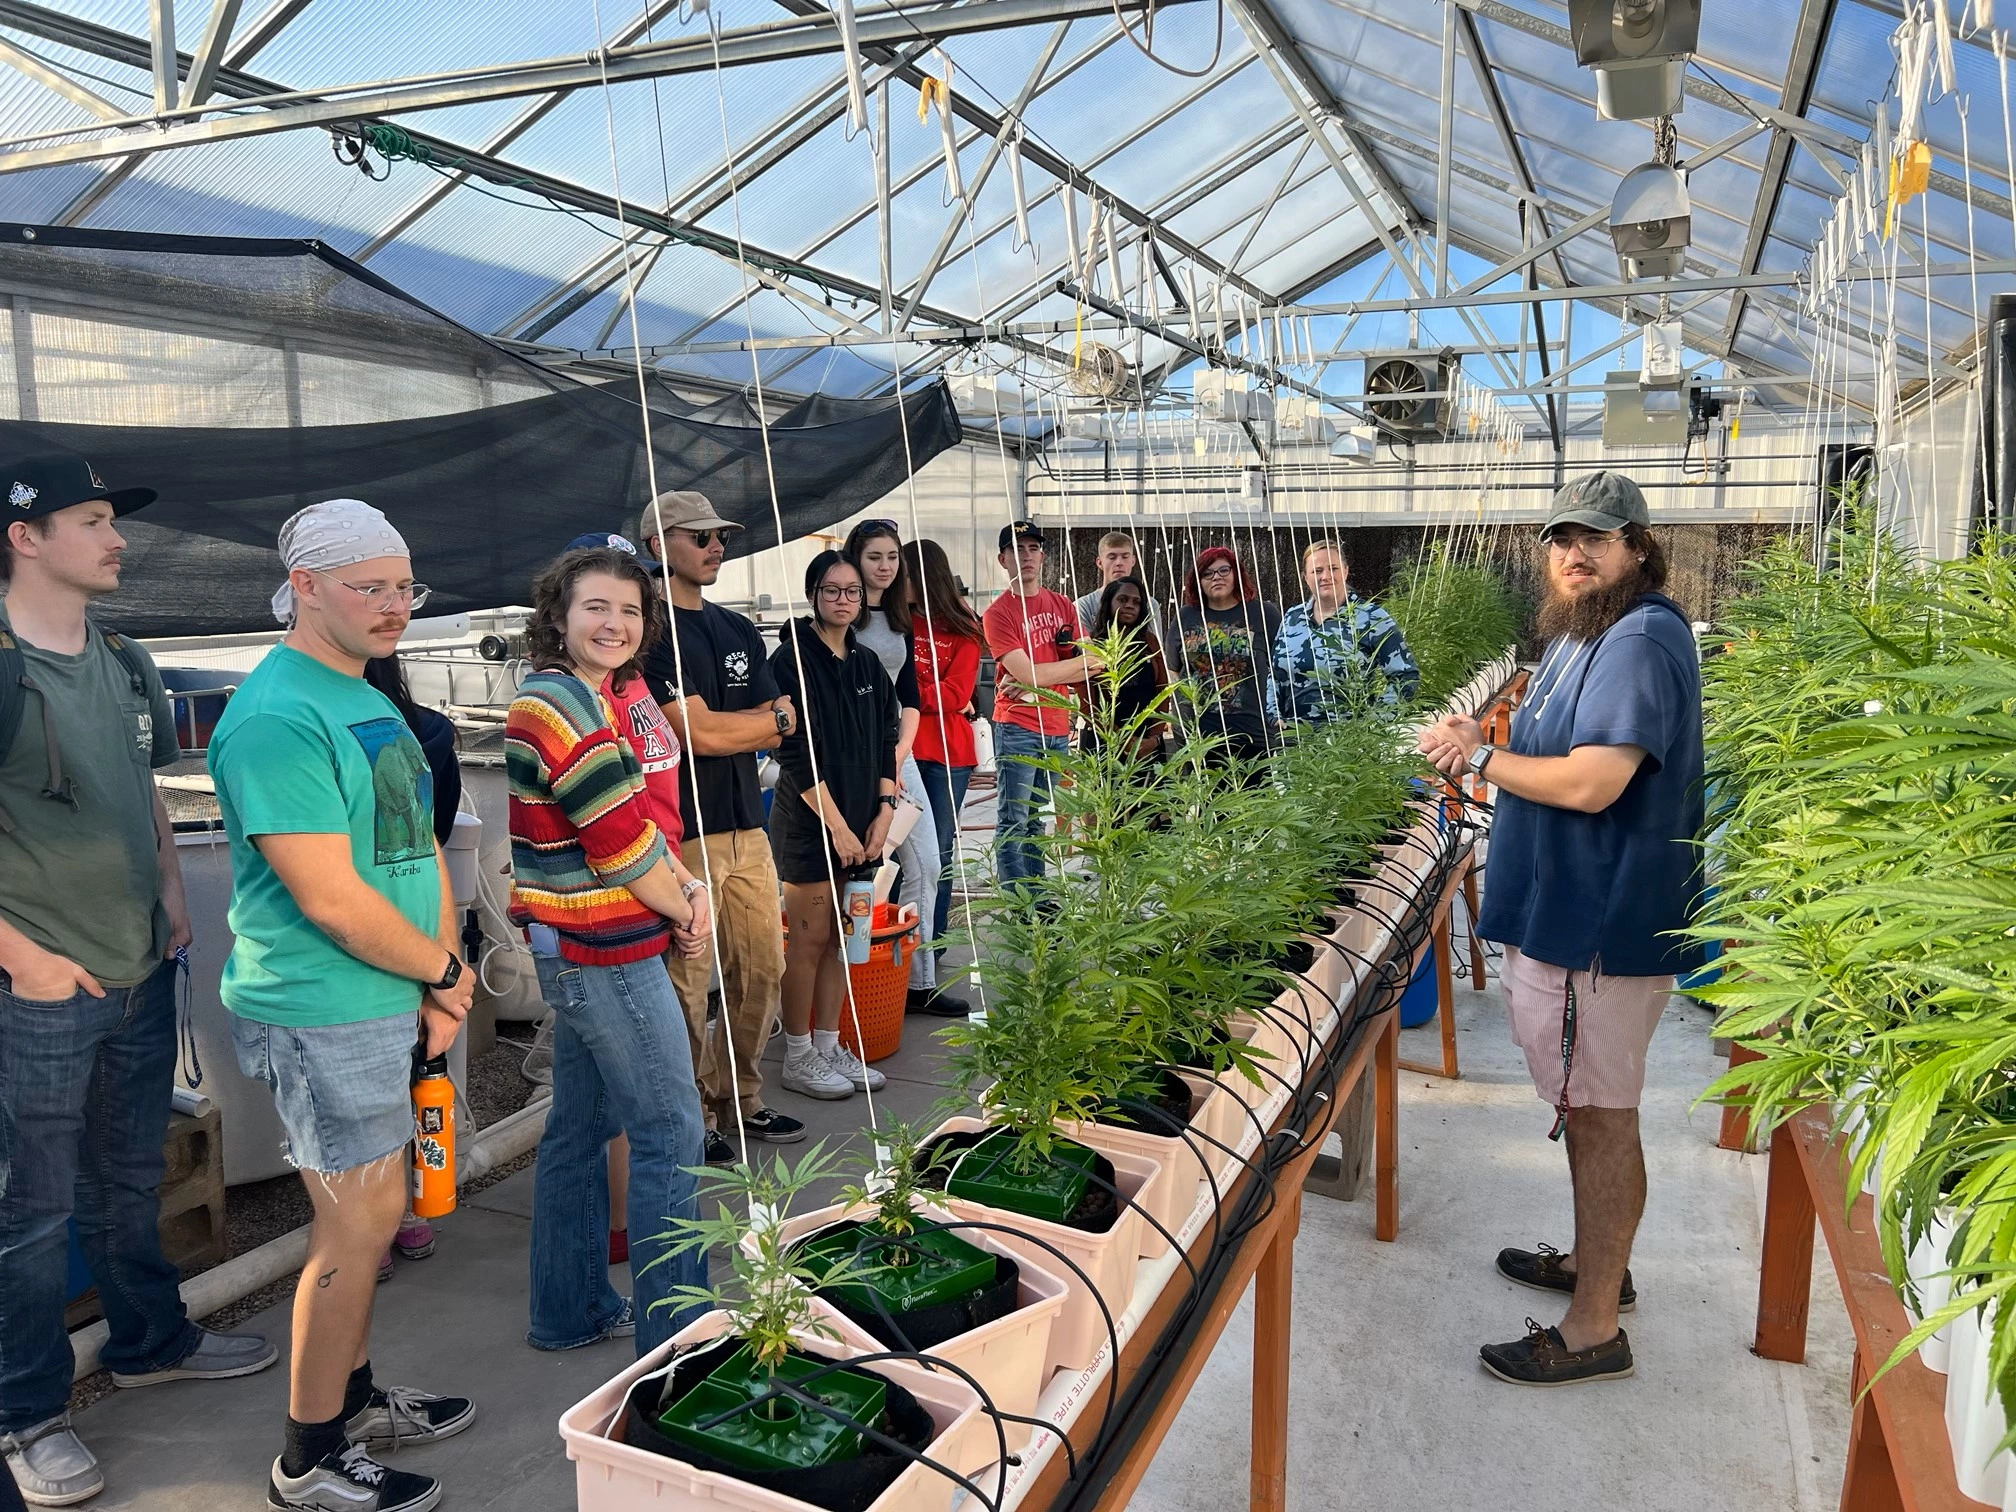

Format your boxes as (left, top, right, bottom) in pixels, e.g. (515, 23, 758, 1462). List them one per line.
(703, 1129, 736, 1165)
(268, 1444, 439, 1511)
(1496, 1243, 1635, 1312)
(1480, 1319, 1634, 1387)
(741, 1107, 806, 1144)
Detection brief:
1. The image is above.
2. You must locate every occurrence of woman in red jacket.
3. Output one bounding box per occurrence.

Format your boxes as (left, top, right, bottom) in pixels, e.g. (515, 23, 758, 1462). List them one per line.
(901, 538, 983, 984)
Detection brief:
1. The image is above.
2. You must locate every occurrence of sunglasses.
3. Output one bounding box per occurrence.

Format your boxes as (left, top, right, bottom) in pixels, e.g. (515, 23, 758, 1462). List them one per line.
(682, 529, 727, 549)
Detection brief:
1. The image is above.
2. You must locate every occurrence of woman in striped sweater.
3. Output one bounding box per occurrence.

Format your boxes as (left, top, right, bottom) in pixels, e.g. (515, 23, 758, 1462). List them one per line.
(506, 546, 711, 1357)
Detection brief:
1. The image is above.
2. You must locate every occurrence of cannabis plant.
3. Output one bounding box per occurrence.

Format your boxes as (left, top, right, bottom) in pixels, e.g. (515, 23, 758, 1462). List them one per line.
(1382, 539, 1523, 705)
(837, 1118, 950, 1242)
(648, 1145, 871, 1377)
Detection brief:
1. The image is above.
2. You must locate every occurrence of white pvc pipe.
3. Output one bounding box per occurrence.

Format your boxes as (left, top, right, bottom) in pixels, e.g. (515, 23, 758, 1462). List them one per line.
(71, 1093, 551, 1381)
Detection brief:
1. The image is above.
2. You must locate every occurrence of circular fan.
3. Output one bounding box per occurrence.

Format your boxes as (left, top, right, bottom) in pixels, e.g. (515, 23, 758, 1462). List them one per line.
(1365, 358, 1430, 428)
(1068, 342, 1131, 400)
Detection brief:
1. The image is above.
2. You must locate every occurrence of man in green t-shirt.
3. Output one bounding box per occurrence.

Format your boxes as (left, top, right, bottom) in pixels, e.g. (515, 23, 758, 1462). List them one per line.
(210, 499, 476, 1512)
(0, 448, 280, 1510)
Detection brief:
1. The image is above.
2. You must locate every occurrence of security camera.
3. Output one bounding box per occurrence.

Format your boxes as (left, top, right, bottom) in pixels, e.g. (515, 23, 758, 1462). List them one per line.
(1610, 162, 1691, 280)
(1567, 0, 1701, 120)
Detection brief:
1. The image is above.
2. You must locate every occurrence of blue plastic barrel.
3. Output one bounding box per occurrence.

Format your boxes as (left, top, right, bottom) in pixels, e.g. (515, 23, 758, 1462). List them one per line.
(1397, 949, 1438, 1028)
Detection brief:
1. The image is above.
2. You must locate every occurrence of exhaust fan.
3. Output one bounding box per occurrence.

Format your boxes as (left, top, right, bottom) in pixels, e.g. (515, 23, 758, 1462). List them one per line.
(1361, 351, 1454, 439)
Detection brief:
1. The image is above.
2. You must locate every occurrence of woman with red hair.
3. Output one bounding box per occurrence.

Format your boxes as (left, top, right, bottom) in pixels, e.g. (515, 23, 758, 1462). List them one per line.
(1175, 545, 1283, 772)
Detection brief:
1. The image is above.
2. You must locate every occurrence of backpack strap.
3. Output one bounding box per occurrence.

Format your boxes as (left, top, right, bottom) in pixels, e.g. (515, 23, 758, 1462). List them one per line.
(97, 626, 150, 699)
(0, 629, 22, 832)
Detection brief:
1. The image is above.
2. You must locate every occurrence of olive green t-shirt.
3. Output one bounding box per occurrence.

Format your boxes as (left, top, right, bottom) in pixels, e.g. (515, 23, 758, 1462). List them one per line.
(0, 604, 178, 988)
(209, 644, 442, 1027)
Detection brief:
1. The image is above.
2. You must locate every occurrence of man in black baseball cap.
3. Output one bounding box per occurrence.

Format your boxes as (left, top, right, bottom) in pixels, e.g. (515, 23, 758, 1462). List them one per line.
(3, 448, 157, 525)
(2, 445, 279, 1507)
(997, 519, 1045, 552)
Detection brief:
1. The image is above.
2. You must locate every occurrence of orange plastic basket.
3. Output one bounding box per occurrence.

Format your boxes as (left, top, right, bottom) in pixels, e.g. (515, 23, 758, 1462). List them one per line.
(839, 903, 918, 1064)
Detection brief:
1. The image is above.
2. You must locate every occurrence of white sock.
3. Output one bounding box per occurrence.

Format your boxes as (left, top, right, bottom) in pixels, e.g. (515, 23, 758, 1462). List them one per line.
(785, 1032, 814, 1059)
(812, 1029, 840, 1057)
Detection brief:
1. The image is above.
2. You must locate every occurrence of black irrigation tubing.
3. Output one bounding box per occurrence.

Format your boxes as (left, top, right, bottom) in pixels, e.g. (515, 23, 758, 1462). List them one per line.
(687, 1347, 1009, 1511)
(927, 1217, 1123, 1458)
(1108, 1096, 1230, 1259)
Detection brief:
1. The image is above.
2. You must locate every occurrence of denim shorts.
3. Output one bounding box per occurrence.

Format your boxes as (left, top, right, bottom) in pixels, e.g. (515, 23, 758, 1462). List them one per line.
(229, 1010, 419, 1175)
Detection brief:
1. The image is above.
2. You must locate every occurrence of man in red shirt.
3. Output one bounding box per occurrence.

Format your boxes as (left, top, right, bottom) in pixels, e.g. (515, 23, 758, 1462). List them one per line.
(981, 522, 1100, 893)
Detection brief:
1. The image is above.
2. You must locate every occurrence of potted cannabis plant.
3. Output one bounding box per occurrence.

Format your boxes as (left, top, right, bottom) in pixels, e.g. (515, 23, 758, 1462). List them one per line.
(555, 1148, 989, 1512)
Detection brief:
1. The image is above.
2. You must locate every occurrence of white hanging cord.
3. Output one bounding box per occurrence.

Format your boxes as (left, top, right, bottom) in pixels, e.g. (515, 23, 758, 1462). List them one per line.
(692, 2, 883, 1131)
(1006, 121, 1036, 259)
(835, 0, 870, 140)
(585, 0, 745, 1152)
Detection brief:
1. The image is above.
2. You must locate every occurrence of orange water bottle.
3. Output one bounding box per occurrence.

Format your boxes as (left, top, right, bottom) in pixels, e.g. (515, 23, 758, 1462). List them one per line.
(410, 1053, 456, 1218)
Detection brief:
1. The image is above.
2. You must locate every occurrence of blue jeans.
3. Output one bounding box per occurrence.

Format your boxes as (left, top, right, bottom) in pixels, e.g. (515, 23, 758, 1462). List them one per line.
(0, 962, 198, 1430)
(916, 760, 973, 956)
(529, 954, 708, 1357)
(992, 723, 1067, 891)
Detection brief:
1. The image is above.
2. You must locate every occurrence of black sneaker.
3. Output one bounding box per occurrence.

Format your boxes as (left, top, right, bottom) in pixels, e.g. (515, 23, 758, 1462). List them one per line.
(906, 987, 971, 1018)
(703, 1129, 735, 1165)
(1496, 1243, 1635, 1312)
(344, 1385, 476, 1451)
(268, 1444, 439, 1511)
(741, 1108, 806, 1144)
(1480, 1319, 1634, 1387)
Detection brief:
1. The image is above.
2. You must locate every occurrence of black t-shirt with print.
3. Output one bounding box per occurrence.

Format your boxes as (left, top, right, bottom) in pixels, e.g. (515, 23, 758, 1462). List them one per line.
(641, 599, 781, 837)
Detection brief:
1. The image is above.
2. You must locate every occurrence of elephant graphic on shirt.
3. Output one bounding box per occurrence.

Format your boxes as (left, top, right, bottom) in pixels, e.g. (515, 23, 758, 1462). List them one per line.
(348, 717, 435, 865)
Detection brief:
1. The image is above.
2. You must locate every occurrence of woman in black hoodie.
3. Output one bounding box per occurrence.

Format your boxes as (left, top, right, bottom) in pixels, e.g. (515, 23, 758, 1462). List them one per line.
(768, 550, 901, 1100)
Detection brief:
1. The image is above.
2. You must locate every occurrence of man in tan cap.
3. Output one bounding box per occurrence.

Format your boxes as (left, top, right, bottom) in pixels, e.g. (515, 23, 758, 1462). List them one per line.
(630, 492, 809, 1158)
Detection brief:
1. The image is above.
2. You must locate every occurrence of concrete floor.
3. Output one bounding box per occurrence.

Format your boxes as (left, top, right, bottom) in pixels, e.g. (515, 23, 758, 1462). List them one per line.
(66, 931, 1858, 1512)
(1125, 951, 1857, 1512)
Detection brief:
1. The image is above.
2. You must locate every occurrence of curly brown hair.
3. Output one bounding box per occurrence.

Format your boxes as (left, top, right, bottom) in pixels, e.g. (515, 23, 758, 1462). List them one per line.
(524, 547, 665, 695)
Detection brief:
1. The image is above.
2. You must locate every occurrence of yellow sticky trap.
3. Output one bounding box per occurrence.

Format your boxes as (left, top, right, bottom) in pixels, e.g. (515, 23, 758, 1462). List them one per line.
(1192, 434, 1206, 456)
(1885, 141, 1932, 237)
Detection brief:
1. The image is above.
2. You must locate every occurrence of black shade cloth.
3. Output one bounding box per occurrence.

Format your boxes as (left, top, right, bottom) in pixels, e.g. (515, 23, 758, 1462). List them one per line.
(0, 226, 962, 638)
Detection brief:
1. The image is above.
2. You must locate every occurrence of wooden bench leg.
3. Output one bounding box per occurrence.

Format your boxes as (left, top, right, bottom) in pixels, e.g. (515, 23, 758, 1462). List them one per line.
(1839, 1353, 1905, 1512)
(1401, 914, 1461, 1081)
(1718, 1039, 1764, 1152)
(1460, 867, 1486, 990)
(1754, 1119, 1816, 1363)
(1250, 1188, 1300, 1512)
(1374, 1012, 1399, 1242)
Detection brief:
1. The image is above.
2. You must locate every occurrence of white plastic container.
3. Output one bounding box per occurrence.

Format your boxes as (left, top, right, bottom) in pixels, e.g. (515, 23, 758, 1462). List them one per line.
(1064, 1072, 1219, 1249)
(445, 809, 484, 907)
(1904, 1207, 1959, 1375)
(1945, 1298, 2012, 1503)
(559, 1305, 990, 1512)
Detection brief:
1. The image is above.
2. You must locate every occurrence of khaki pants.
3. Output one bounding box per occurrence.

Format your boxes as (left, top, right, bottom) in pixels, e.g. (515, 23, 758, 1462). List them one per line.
(667, 828, 785, 1128)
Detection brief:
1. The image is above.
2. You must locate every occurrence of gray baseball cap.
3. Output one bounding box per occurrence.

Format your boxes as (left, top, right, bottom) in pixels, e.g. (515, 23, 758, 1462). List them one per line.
(1542, 471, 1650, 537)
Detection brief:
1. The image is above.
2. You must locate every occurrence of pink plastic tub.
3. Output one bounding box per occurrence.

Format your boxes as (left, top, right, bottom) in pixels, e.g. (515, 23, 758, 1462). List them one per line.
(924, 1116, 1157, 1375)
(559, 1304, 992, 1512)
(1064, 1072, 1219, 1246)
(754, 1202, 1070, 1464)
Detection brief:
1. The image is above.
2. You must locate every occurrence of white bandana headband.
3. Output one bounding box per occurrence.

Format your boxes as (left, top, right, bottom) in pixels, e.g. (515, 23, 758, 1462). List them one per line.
(270, 498, 411, 625)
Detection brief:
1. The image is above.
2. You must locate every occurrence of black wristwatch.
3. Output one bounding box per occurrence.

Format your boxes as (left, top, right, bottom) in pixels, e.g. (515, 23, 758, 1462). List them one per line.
(430, 953, 463, 992)
(772, 706, 791, 736)
(878, 794, 900, 809)
(1467, 744, 1495, 777)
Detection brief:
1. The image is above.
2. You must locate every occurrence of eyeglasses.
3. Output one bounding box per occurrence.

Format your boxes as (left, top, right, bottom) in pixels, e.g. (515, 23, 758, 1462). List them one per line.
(1545, 531, 1626, 558)
(1200, 564, 1235, 580)
(817, 584, 865, 602)
(320, 572, 430, 613)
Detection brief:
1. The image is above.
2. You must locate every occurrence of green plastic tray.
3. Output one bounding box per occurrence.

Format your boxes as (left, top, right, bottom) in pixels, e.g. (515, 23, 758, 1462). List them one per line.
(946, 1130, 1097, 1224)
(654, 1342, 886, 1472)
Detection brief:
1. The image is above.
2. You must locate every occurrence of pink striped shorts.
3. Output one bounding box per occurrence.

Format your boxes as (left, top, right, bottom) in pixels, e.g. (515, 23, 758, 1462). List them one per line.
(1500, 946, 1674, 1112)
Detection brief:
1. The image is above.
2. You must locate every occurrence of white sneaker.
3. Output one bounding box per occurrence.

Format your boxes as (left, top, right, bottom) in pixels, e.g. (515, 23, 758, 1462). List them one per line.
(782, 1047, 854, 1100)
(821, 1044, 886, 1093)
